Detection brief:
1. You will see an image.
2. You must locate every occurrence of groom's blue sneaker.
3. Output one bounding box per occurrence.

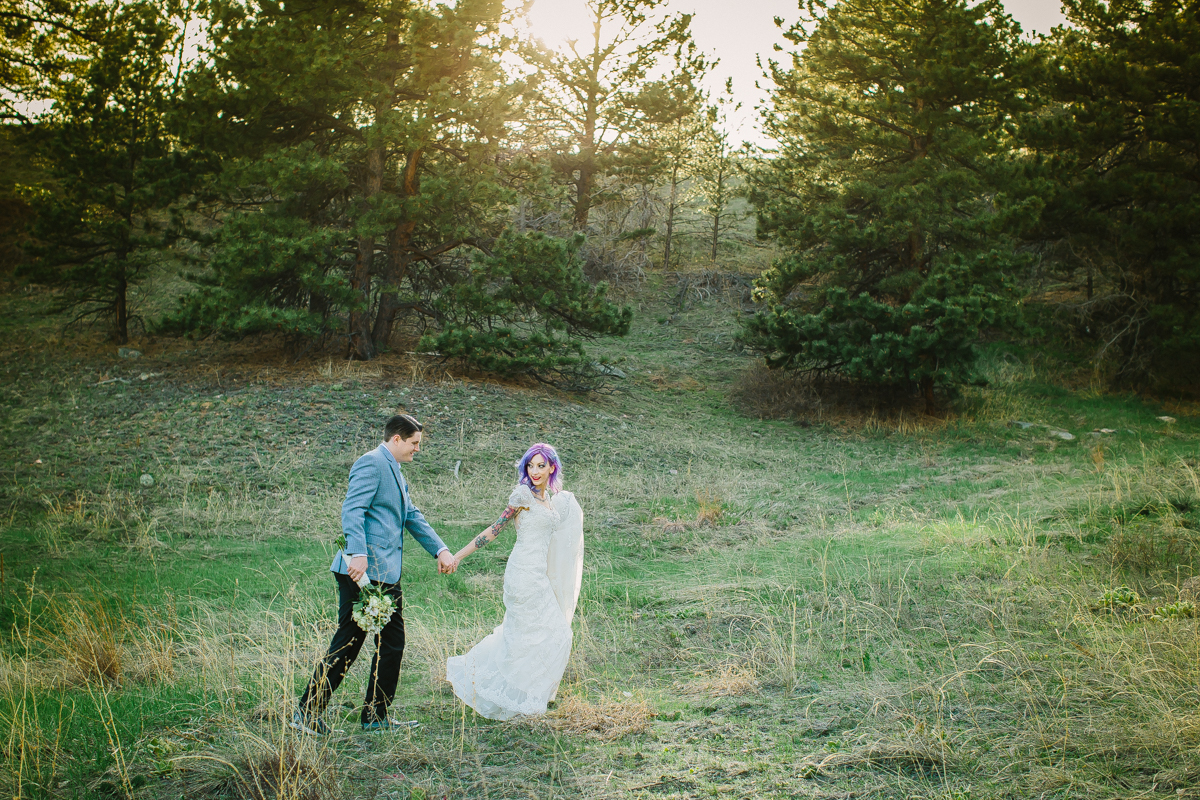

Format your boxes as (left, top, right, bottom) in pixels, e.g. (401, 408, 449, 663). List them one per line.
(361, 717, 420, 732)
(291, 710, 331, 736)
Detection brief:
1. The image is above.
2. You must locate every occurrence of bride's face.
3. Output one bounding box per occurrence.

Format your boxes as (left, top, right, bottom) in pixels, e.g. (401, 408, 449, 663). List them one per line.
(526, 455, 551, 491)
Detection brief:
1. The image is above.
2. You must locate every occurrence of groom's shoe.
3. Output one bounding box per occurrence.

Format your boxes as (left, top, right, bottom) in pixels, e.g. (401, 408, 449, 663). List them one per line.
(291, 710, 331, 737)
(361, 717, 420, 732)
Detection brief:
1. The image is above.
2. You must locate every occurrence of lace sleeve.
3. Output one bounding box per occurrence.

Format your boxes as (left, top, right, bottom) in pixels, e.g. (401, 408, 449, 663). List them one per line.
(507, 484, 532, 509)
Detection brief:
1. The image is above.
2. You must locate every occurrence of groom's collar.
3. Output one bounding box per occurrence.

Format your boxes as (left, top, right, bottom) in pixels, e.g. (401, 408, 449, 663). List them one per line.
(378, 443, 398, 465)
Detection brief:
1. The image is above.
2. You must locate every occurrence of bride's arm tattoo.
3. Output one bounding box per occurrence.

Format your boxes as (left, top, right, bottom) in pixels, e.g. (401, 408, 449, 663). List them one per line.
(474, 505, 523, 551)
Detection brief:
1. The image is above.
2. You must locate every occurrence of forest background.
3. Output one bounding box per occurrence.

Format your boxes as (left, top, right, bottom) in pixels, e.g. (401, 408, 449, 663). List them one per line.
(1, 0, 1199, 798)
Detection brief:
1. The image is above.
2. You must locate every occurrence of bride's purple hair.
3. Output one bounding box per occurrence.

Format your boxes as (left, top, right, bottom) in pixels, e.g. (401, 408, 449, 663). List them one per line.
(516, 442, 563, 493)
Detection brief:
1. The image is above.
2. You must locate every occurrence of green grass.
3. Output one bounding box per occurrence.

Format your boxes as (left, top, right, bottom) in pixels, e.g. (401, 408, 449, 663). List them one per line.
(2, 281, 1200, 799)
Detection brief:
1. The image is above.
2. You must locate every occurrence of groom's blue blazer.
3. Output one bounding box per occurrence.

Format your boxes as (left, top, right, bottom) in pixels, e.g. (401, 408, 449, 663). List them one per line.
(330, 443, 448, 585)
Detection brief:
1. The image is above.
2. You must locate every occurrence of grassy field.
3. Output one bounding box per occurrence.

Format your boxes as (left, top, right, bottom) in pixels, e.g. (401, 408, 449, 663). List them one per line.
(2, 275, 1199, 800)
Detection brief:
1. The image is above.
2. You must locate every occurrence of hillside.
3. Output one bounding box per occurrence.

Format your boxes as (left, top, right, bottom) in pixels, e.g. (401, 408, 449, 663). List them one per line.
(2, 278, 1199, 800)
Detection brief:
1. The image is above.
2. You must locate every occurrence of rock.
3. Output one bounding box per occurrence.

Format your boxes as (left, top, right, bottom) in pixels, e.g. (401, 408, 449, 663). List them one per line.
(118, 347, 142, 358)
(139, 473, 155, 487)
(1093, 428, 1116, 434)
(592, 362, 626, 379)
(1048, 430, 1075, 441)
(1180, 576, 1200, 603)
(1008, 421, 1037, 430)
(1158, 416, 1177, 424)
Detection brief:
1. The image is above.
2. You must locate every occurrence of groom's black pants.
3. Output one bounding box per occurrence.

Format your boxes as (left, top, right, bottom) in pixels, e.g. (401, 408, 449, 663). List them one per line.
(299, 572, 405, 724)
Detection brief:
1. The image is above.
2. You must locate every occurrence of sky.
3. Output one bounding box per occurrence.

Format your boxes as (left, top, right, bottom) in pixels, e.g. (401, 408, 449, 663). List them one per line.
(524, 0, 1070, 146)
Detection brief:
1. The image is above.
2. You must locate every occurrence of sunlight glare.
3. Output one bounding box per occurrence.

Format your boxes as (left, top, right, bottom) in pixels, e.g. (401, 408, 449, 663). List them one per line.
(519, 0, 595, 51)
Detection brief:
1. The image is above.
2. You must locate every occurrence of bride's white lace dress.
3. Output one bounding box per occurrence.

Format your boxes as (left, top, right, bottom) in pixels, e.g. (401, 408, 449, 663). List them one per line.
(446, 484, 584, 720)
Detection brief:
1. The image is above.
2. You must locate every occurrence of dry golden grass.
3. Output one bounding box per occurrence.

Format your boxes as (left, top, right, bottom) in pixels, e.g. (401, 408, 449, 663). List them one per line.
(403, 612, 492, 694)
(651, 490, 725, 535)
(681, 664, 760, 698)
(695, 489, 723, 526)
(36, 490, 149, 552)
(653, 517, 689, 535)
(0, 588, 72, 799)
(174, 728, 338, 800)
(533, 693, 656, 741)
(646, 372, 706, 392)
(795, 740, 948, 779)
(313, 357, 383, 382)
(31, 594, 125, 686)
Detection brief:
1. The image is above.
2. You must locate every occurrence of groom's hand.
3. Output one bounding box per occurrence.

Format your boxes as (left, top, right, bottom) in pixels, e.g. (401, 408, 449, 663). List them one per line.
(437, 550, 457, 574)
(347, 555, 368, 582)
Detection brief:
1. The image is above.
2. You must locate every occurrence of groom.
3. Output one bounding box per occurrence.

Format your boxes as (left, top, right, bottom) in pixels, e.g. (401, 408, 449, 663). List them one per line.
(294, 413, 457, 734)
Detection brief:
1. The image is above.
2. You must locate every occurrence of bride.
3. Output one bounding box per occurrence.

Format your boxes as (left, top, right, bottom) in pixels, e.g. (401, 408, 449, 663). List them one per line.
(446, 443, 584, 720)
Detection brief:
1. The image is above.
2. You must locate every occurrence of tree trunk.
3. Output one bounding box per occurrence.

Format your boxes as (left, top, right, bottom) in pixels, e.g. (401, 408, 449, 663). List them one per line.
(573, 160, 594, 229)
(662, 162, 679, 269)
(348, 145, 383, 360)
(348, 29, 400, 360)
(371, 223, 416, 347)
(921, 375, 936, 415)
(573, 43, 600, 230)
(909, 229, 925, 276)
(909, 125, 927, 279)
(309, 289, 328, 317)
(710, 213, 720, 264)
(371, 149, 422, 347)
(371, 247, 411, 347)
(113, 270, 129, 344)
(710, 161, 725, 263)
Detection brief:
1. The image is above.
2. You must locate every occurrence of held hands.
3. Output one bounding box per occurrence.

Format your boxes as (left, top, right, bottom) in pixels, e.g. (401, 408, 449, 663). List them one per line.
(352, 552, 457, 578)
(437, 549, 459, 575)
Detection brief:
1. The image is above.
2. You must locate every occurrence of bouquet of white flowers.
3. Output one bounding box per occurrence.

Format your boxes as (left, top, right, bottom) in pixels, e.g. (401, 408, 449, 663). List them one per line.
(352, 585, 396, 634)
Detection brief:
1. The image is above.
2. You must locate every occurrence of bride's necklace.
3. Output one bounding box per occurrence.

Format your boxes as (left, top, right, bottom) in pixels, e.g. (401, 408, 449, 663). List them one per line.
(531, 486, 553, 508)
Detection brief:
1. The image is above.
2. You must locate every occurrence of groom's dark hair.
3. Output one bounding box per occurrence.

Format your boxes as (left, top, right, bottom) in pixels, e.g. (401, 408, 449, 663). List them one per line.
(385, 414, 422, 442)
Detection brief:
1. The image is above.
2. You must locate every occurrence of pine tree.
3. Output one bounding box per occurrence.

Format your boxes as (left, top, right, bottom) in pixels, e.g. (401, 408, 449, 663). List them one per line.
(421, 231, 632, 389)
(1026, 0, 1200, 389)
(622, 77, 707, 269)
(691, 82, 742, 264)
(745, 0, 1035, 411)
(170, 0, 521, 358)
(522, 0, 707, 229)
(1, 0, 110, 123)
(168, 0, 632, 378)
(20, 1, 205, 343)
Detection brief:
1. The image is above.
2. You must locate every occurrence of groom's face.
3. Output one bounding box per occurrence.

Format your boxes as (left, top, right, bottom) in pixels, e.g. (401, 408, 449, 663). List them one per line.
(389, 432, 422, 462)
